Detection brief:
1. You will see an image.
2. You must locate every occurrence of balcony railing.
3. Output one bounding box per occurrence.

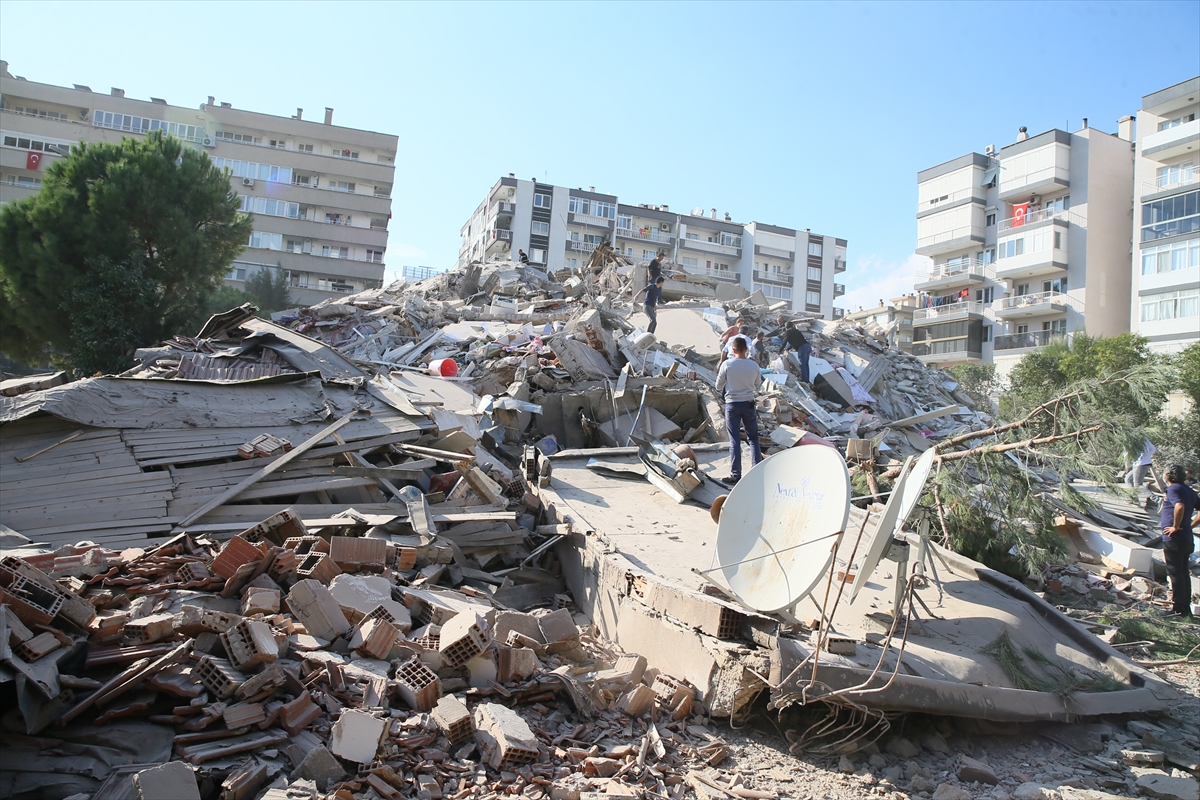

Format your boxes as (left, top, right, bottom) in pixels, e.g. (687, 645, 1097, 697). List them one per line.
(994, 290, 1083, 313)
(993, 330, 1067, 351)
(998, 208, 1083, 232)
(912, 300, 988, 321)
(681, 238, 741, 256)
(752, 270, 794, 285)
(833, 283, 845, 297)
(916, 225, 981, 250)
(919, 185, 984, 211)
(919, 258, 994, 282)
(490, 228, 512, 242)
(616, 227, 674, 245)
(755, 244, 794, 261)
(566, 241, 598, 253)
(571, 213, 614, 227)
(493, 201, 516, 214)
(684, 266, 740, 283)
(833, 258, 847, 273)
(1142, 171, 1198, 197)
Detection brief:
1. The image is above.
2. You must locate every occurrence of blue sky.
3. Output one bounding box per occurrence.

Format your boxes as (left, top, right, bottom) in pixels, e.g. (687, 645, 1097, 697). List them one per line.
(2, 1, 1197, 309)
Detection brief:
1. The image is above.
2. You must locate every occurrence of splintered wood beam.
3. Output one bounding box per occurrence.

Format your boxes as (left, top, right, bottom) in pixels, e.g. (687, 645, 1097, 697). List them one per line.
(176, 412, 359, 529)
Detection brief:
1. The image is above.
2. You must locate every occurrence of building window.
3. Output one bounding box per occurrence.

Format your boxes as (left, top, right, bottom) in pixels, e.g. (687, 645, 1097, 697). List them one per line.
(617, 214, 632, 230)
(285, 239, 309, 254)
(1159, 113, 1197, 131)
(328, 180, 355, 193)
(806, 291, 821, 305)
(680, 256, 698, 268)
(94, 111, 206, 142)
(565, 257, 578, 269)
(1142, 190, 1200, 241)
(643, 249, 655, 259)
(1, 103, 66, 120)
(985, 213, 996, 227)
(976, 287, 994, 303)
(241, 196, 300, 219)
(321, 245, 349, 259)
(568, 197, 588, 215)
(1016, 324, 1029, 334)
(807, 266, 822, 281)
(593, 201, 616, 219)
(531, 221, 550, 236)
(1156, 162, 1196, 190)
(1044, 319, 1067, 335)
(998, 238, 1025, 259)
(982, 325, 992, 342)
(1141, 238, 1200, 274)
(216, 131, 261, 144)
(211, 158, 294, 184)
(584, 234, 605, 246)
(529, 248, 546, 263)
(3, 174, 42, 189)
(298, 143, 313, 153)
(808, 242, 823, 257)
(248, 231, 283, 250)
(333, 148, 359, 159)
(366, 249, 384, 263)
(1141, 288, 1199, 322)
(1044, 195, 1069, 214)
(534, 193, 552, 208)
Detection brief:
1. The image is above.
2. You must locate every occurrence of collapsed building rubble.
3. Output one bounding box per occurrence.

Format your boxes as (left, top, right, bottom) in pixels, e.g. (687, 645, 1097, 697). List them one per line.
(1, 249, 1197, 800)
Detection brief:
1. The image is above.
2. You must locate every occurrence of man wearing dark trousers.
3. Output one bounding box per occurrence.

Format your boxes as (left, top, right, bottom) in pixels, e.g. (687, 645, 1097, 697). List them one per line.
(1161, 463, 1199, 617)
(716, 336, 763, 485)
(633, 276, 666, 334)
(648, 252, 664, 281)
(781, 321, 812, 384)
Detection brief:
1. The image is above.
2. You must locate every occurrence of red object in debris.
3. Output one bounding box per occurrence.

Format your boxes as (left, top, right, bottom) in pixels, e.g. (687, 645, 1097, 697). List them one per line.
(428, 358, 458, 378)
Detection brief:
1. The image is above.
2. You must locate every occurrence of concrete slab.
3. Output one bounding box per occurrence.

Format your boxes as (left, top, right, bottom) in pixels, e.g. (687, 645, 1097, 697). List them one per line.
(132, 761, 201, 800)
(329, 709, 387, 764)
(626, 309, 722, 356)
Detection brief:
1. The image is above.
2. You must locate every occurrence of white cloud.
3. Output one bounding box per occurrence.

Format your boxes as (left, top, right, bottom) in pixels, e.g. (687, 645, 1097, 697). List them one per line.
(839, 253, 931, 314)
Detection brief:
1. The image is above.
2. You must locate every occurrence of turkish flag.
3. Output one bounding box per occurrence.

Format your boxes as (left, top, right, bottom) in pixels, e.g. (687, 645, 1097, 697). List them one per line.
(26, 151, 43, 170)
(1012, 202, 1029, 227)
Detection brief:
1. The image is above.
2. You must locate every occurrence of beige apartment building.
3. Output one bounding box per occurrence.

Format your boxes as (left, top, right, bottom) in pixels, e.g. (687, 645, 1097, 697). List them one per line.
(842, 295, 916, 354)
(912, 121, 1134, 377)
(459, 175, 849, 319)
(0, 61, 397, 306)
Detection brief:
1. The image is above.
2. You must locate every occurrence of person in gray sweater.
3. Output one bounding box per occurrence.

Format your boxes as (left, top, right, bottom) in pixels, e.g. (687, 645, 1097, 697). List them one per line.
(715, 335, 763, 484)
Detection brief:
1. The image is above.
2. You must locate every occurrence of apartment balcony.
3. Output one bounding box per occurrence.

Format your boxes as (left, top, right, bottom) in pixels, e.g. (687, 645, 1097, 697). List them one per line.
(684, 266, 740, 283)
(832, 308, 846, 320)
(1141, 170, 1199, 201)
(994, 247, 1068, 282)
(992, 290, 1082, 320)
(915, 224, 986, 257)
(491, 228, 513, 242)
(998, 165, 1070, 202)
(566, 240, 597, 254)
(912, 345, 984, 365)
(241, 249, 385, 282)
(492, 200, 516, 215)
(912, 300, 988, 325)
(569, 212, 614, 228)
(616, 227, 674, 246)
(752, 270, 794, 286)
(680, 238, 741, 258)
(833, 258, 847, 273)
(754, 244, 795, 262)
(486, 228, 512, 252)
(998, 208, 1080, 234)
(993, 330, 1067, 352)
(1142, 118, 1200, 163)
(833, 283, 846, 297)
(917, 185, 987, 216)
(914, 259, 995, 292)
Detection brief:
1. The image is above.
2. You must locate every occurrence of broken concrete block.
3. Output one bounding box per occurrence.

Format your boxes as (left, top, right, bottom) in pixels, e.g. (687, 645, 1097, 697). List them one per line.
(329, 709, 387, 764)
(538, 608, 578, 644)
(195, 655, 246, 700)
(466, 653, 498, 688)
(294, 552, 341, 584)
(328, 574, 410, 631)
(1134, 772, 1199, 800)
(211, 534, 267, 579)
(396, 655, 442, 711)
(439, 612, 491, 668)
(493, 610, 545, 644)
(242, 587, 280, 616)
(14, 631, 61, 661)
(290, 744, 347, 791)
(497, 646, 539, 683)
(329, 536, 388, 572)
(930, 786, 971, 800)
(122, 612, 175, 644)
(431, 694, 475, 744)
(474, 702, 540, 770)
(616, 683, 655, 717)
(132, 761, 202, 800)
(223, 702, 266, 729)
(287, 579, 351, 641)
(354, 618, 399, 661)
(280, 691, 322, 735)
(219, 618, 278, 669)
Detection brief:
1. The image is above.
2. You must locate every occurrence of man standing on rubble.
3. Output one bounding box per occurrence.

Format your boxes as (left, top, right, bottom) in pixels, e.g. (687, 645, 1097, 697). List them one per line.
(518, 249, 530, 265)
(648, 252, 665, 281)
(716, 336, 763, 485)
(1161, 464, 1199, 617)
(781, 321, 812, 384)
(634, 275, 666, 334)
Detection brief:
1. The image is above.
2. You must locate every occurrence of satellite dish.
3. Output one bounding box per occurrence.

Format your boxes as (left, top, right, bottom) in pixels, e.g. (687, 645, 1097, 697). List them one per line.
(896, 447, 937, 526)
(849, 447, 939, 602)
(712, 446, 850, 614)
(849, 456, 913, 602)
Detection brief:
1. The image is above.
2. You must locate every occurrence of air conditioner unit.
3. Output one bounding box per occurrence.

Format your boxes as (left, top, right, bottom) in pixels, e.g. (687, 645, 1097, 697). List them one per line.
(505, 188, 515, 198)
(660, 223, 670, 232)
(202, 137, 214, 147)
(242, 178, 255, 187)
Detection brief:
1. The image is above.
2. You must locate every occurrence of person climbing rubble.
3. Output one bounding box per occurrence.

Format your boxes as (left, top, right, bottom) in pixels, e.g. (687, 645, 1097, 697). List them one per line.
(1160, 463, 1199, 618)
(780, 320, 812, 384)
(633, 275, 666, 334)
(716, 334, 763, 485)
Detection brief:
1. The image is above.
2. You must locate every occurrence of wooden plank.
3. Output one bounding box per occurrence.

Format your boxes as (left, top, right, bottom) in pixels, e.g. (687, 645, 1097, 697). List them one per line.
(176, 412, 360, 529)
(394, 443, 475, 463)
(12, 430, 82, 462)
(332, 460, 437, 479)
(174, 476, 377, 504)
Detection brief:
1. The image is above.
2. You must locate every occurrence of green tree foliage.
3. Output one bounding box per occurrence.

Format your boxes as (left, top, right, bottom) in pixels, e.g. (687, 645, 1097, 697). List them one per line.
(944, 362, 1000, 404)
(244, 266, 293, 314)
(1176, 342, 1200, 406)
(0, 131, 251, 371)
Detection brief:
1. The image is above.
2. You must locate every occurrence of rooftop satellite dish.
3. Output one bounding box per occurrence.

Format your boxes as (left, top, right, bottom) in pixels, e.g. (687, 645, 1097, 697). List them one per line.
(709, 446, 849, 614)
(849, 447, 939, 603)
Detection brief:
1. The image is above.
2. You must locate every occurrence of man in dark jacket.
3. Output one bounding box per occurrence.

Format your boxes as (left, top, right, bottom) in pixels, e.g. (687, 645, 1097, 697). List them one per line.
(633, 276, 666, 334)
(1161, 463, 1199, 617)
(648, 252, 665, 281)
(781, 321, 812, 383)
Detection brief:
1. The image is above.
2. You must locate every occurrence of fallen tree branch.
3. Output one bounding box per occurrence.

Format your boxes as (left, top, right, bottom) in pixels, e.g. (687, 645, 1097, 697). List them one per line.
(935, 425, 1104, 464)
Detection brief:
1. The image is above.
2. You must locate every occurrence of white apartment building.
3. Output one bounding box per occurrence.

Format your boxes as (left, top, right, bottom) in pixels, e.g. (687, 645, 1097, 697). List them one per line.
(0, 62, 397, 306)
(1130, 76, 1200, 354)
(913, 123, 1134, 376)
(459, 176, 848, 319)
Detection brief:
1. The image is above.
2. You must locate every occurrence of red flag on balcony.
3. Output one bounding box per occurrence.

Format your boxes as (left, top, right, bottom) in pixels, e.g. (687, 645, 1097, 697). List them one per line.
(1012, 202, 1029, 227)
(26, 151, 43, 170)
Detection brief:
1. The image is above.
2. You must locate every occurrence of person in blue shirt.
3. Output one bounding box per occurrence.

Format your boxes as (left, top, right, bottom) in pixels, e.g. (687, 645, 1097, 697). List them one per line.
(634, 276, 666, 334)
(1160, 463, 1199, 617)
